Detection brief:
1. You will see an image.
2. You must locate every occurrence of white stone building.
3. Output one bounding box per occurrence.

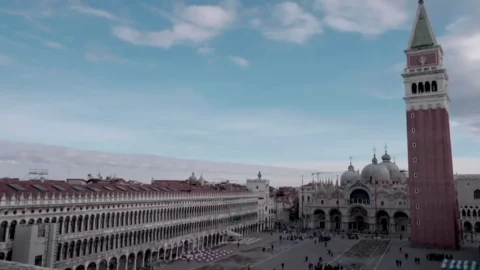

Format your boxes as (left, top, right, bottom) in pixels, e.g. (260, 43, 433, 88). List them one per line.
(455, 174, 480, 234)
(246, 172, 275, 230)
(301, 150, 410, 234)
(0, 176, 259, 270)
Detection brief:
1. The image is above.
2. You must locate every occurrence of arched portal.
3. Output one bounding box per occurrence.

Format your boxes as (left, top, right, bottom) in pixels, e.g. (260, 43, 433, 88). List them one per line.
(98, 260, 107, 270)
(349, 189, 370, 205)
(127, 253, 135, 270)
(464, 221, 473, 233)
(329, 209, 342, 231)
(313, 209, 326, 229)
(376, 210, 390, 233)
(75, 266, 85, 270)
(119, 255, 127, 270)
(349, 207, 368, 231)
(108, 257, 117, 270)
(86, 262, 96, 270)
(393, 212, 409, 233)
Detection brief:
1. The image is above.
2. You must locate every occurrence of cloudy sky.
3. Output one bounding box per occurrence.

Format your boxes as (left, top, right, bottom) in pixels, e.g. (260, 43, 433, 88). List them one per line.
(0, 0, 479, 186)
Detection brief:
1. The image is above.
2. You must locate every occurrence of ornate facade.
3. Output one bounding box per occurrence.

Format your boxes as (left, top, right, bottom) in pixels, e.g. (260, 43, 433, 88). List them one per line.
(302, 150, 410, 235)
(0, 177, 259, 270)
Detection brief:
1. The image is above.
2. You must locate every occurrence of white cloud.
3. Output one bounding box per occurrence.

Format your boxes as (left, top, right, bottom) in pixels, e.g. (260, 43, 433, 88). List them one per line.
(84, 46, 131, 64)
(44, 41, 64, 49)
(1, 141, 479, 186)
(315, 0, 409, 35)
(252, 2, 322, 44)
(69, 2, 120, 22)
(230, 56, 249, 67)
(0, 141, 332, 186)
(439, 15, 480, 135)
(113, 2, 237, 49)
(197, 45, 215, 55)
(0, 55, 14, 66)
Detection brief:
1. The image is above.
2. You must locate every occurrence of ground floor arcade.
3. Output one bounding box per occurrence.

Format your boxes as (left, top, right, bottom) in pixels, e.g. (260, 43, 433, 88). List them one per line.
(61, 223, 258, 270)
(306, 207, 410, 234)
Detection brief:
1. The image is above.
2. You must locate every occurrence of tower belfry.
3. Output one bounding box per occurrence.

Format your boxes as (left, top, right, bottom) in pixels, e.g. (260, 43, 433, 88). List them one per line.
(402, 0, 459, 249)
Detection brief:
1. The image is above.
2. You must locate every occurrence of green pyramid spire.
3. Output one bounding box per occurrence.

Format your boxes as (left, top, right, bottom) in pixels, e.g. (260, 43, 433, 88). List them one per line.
(409, 0, 437, 49)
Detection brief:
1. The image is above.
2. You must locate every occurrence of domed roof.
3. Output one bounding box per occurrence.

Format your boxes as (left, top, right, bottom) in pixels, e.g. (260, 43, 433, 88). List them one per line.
(361, 154, 390, 182)
(188, 172, 197, 181)
(340, 158, 359, 185)
(380, 150, 402, 181)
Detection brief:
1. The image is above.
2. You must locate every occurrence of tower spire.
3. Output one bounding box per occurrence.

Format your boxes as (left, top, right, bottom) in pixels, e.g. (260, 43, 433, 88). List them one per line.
(408, 0, 437, 49)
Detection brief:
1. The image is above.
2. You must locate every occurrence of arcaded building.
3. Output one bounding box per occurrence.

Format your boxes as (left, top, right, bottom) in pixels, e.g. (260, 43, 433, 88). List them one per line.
(402, 0, 460, 248)
(0, 176, 259, 270)
(302, 150, 410, 234)
(455, 175, 480, 235)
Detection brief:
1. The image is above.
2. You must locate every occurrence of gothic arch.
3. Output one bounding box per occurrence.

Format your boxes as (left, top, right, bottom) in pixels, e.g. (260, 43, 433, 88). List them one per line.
(464, 221, 472, 233)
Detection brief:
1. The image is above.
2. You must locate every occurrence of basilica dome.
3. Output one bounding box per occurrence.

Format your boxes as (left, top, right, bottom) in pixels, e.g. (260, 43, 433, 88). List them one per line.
(361, 154, 391, 182)
(340, 162, 359, 185)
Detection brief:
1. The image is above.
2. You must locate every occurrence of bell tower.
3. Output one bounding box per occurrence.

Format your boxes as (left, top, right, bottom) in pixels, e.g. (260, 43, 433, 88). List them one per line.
(402, 0, 460, 248)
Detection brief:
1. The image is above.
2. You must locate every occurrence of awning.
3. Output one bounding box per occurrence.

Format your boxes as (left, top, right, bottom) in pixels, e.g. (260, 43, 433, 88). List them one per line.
(226, 231, 242, 237)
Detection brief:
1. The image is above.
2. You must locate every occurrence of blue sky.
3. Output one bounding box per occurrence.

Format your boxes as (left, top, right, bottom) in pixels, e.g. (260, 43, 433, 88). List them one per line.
(0, 0, 479, 184)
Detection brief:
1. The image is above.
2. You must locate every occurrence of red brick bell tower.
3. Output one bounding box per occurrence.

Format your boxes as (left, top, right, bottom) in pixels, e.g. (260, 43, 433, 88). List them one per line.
(402, 0, 460, 249)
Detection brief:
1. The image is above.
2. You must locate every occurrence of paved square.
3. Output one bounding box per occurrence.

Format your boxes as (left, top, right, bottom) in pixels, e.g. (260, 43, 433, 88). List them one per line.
(331, 239, 391, 270)
(155, 233, 480, 270)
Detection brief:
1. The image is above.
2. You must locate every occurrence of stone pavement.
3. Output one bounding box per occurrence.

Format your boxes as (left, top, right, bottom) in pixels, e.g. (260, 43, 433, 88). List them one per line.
(155, 233, 480, 270)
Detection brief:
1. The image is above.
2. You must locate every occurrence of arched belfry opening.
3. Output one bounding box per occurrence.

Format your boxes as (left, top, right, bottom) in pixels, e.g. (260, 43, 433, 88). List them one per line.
(425, 81, 431, 92)
(418, 82, 424, 93)
(432, 81, 438, 92)
(411, 83, 417, 94)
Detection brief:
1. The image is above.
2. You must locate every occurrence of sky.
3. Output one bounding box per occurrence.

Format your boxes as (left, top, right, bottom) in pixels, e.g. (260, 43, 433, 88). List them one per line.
(0, 0, 480, 186)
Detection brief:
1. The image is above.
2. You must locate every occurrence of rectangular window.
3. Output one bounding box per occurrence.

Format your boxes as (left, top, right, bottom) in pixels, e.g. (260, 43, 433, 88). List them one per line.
(415, 188, 419, 193)
(32, 184, 47, 192)
(8, 183, 26, 191)
(416, 204, 419, 209)
(72, 186, 85, 191)
(52, 184, 65, 191)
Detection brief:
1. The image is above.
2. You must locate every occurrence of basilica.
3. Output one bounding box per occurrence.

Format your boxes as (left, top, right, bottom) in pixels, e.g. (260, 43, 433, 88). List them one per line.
(302, 148, 410, 235)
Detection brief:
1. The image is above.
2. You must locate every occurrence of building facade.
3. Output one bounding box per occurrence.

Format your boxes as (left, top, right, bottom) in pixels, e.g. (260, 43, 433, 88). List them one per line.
(0, 176, 259, 270)
(246, 172, 275, 230)
(302, 152, 410, 234)
(402, 0, 460, 248)
(455, 175, 480, 239)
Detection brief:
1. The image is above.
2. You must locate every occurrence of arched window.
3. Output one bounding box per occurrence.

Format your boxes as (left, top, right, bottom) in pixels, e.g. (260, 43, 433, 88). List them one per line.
(411, 83, 417, 94)
(425, 81, 431, 92)
(432, 81, 438, 92)
(462, 209, 466, 217)
(418, 82, 424, 93)
(474, 189, 480, 199)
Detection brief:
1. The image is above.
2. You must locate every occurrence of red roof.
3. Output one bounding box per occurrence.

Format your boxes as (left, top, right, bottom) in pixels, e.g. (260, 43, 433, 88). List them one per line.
(0, 178, 250, 197)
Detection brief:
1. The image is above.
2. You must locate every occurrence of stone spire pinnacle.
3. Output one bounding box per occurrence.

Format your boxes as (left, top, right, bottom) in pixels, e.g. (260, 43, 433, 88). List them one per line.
(408, 0, 437, 49)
